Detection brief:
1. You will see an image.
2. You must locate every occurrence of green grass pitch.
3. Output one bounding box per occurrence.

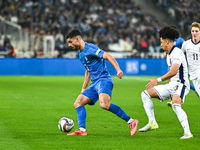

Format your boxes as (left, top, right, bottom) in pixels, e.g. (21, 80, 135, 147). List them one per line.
(0, 76, 199, 150)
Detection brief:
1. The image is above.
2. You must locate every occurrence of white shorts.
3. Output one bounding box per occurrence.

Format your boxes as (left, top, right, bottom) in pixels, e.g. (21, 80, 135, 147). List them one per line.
(153, 81, 189, 103)
(192, 77, 200, 97)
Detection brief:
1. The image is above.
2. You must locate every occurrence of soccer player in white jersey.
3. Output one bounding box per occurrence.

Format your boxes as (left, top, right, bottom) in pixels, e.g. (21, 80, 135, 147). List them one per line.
(182, 22, 200, 98)
(139, 26, 193, 139)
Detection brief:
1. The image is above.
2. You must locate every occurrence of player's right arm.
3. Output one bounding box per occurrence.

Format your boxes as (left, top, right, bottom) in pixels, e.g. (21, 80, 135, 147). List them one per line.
(146, 65, 179, 89)
(102, 52, 123, 79)
(81, 70, 90, 93)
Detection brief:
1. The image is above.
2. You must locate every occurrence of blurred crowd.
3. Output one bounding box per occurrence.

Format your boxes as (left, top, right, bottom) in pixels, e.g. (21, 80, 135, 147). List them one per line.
(155, 0, 200, 34)
(0, 35, 16, 57)
(1, 0, 165, 58)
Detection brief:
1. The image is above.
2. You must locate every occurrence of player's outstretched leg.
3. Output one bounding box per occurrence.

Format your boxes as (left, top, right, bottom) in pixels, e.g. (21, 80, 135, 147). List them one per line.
(108, 103, 139, 136)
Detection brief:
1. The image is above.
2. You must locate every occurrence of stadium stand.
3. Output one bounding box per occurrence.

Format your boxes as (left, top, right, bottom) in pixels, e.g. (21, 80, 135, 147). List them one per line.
(0, 0, 174, 58)
(154, 0, 200, 37)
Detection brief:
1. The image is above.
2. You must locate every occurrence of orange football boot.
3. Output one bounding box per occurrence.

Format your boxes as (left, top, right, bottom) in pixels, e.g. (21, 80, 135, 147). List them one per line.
(128, 119, 139, 136)
(67, 129, 87, 136)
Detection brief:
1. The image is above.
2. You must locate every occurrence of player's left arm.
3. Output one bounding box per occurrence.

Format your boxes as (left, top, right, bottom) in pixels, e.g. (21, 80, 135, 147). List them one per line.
(102, 52, 123, 79)
(146, 65, 179, 89)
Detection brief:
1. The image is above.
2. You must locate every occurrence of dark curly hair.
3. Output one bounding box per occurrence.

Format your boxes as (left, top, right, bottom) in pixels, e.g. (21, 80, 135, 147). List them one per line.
(159, 25, 180, 41)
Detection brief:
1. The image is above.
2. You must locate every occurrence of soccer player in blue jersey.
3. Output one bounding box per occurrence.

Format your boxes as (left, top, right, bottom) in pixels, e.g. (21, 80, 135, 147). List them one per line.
(175, 37, 185, 49)
(66, 29, 138, 136)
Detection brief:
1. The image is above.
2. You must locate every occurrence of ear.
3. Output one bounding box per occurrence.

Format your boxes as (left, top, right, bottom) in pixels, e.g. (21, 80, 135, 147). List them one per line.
(76, 36, 80, 41)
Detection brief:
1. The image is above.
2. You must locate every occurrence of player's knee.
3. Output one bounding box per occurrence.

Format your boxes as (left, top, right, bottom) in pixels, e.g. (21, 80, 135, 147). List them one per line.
(99, 101, 110, 110)
(141, 90, 151, 102)
(74, 98, 83, 108)
(141, 91, 145, 99)
(172, 103, 181, 112)
(74, 101, 79, 108)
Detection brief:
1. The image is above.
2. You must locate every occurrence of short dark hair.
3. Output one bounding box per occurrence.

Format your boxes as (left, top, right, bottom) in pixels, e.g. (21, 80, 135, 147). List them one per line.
(159, 25, 180, 41)
(66, 29, 82, 39)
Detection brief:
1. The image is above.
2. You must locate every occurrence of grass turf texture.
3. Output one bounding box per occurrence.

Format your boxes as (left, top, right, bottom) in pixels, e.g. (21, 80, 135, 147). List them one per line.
(0, 76, 199, 150)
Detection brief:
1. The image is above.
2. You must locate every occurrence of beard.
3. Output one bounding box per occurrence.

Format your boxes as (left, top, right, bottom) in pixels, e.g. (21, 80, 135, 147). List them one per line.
(73, 46, 80, 50)
(71, 43, 81, 50)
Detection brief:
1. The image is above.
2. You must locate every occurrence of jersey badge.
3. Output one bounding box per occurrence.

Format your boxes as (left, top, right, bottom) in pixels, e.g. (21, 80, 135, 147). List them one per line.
(96, 49, 101, 55)
(85, 56, 90, 63)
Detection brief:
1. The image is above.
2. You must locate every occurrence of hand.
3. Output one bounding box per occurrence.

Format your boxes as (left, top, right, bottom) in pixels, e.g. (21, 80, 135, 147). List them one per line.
(146, 79, 158, 89)
(117, 70, 123, 79)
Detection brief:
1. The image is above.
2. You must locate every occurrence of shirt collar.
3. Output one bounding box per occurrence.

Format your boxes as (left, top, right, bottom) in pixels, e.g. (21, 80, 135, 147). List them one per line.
(169, 45, 175, 55)
(191, 39, 200, 44)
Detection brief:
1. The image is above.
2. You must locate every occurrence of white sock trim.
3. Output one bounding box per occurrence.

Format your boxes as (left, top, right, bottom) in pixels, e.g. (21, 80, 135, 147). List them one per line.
(127, 118, 134, 124)
(143, 90, 151, 98)
(79, 128, 86, 132)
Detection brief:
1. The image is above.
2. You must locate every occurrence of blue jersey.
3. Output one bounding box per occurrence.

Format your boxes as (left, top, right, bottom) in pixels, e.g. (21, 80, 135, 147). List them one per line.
(175, 37, 185, 49)
(78, 42, 111, 81)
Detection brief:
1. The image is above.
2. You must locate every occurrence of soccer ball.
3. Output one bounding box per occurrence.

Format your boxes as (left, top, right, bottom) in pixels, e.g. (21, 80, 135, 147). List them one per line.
(58, 117, 74, 132)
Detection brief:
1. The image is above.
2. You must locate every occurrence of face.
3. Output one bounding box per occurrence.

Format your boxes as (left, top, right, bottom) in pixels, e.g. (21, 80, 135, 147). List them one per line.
(67, 37, 80, 50)
(160, 37, 167, 51)
(191, 27, 200, 41)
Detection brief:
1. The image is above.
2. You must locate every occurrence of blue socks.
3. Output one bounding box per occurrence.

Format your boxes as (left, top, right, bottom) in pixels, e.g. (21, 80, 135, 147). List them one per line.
(108, 103, 131, 122)
(190, 83, 195, 91)
(76, 106, 86, 129)
(76, 104, 131, 129)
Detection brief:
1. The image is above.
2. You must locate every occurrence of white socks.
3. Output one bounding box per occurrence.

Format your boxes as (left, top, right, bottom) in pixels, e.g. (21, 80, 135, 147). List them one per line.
(141, 90, 191, 134)
(172, 103, 191, 134)
(141, 91, 156, 124)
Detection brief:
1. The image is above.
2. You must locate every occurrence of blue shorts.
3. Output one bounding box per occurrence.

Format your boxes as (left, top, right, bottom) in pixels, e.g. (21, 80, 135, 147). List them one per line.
(81, 77, 114, 105)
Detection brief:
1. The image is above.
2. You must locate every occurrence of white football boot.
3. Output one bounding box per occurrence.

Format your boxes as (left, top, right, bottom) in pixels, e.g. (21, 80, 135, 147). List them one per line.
(139, 122, 159, 132)
(180, 133, 193, 139)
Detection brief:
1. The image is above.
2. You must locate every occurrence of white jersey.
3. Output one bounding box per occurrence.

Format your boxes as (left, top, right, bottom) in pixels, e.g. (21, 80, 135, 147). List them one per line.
(166, 46, 189, 88)
(182, 39, 200, 80)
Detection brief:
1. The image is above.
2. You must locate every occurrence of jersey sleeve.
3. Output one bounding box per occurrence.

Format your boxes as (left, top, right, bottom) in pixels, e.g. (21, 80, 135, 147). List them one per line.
(181, 41, 186, 53)
(171, 50, 183, 66)
(89, 44, 105, 58)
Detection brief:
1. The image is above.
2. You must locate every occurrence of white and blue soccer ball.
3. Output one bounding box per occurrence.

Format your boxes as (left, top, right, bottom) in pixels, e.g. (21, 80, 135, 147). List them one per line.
(58, 117, 74, 132)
